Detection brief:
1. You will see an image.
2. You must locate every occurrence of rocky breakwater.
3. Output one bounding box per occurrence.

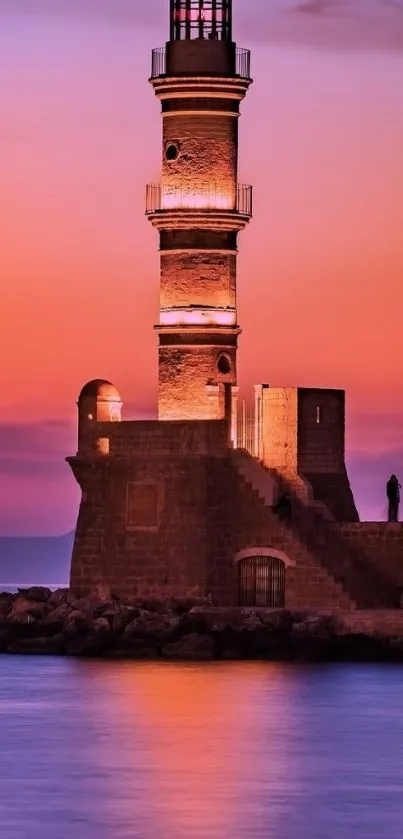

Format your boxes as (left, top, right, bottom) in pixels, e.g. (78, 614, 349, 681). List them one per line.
(2, 587, 403, 661)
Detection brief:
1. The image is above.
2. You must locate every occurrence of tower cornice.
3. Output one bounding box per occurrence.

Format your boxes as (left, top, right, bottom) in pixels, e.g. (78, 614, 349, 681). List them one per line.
(150, 75, 252, 103)
(146, 208, 251, 233)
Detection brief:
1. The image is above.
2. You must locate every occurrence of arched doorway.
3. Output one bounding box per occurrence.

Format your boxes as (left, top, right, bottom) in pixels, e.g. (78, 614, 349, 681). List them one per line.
(238, 555, 285, 607)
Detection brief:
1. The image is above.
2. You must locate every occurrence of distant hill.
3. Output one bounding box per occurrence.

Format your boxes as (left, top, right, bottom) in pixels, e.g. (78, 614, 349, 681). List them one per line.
(0, 533, 74, 586)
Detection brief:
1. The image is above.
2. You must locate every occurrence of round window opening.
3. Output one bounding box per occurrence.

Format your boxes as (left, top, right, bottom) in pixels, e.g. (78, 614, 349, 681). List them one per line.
(165, 143, 180, 162)
(217, 354, 232, 375)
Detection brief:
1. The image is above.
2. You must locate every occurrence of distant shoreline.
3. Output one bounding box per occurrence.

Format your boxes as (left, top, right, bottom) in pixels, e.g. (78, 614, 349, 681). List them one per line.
(0, 584, 67, 593)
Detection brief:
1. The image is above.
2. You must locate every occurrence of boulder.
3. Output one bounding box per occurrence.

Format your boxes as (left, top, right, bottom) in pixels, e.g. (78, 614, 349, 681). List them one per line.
(10, 598, 52, 621)
(124, 609, 179, 642)
(17, 586, 51, 603)
(177, 607, 209, 636)
(6, 634, 65, 655)
(292, 613, 338, 637)
(48, 588, 68, 608)
(162, 633, 213, 660)
(64, 610, 92, 634)
(43, 602, 72, 625)
(66, 596, 96, 614)
(0, 593, 14, 620)
(110, 637, 161, 659)
(107, 607, 141, 634)
(64, 618, 113, 657)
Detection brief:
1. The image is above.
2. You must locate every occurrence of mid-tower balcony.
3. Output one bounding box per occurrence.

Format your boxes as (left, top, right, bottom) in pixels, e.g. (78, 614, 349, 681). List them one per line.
(150, 45, 251, 80)
(146, 182, 252, 230)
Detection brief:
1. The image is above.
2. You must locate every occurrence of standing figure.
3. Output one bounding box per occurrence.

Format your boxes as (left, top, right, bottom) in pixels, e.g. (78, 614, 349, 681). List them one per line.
(386, 474, 401, 522)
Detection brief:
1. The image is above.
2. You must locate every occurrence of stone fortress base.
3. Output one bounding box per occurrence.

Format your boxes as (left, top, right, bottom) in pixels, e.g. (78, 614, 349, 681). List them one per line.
(68, 380, 403, 611)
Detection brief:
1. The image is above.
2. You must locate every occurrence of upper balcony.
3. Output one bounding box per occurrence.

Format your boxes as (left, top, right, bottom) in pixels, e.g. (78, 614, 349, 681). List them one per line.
(146, 182, 252, 219)
(150, 45, 250, 80)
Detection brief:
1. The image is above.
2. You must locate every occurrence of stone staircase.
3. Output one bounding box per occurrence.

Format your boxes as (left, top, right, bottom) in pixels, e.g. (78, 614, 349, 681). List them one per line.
(232, 450, 400, 609)
(231, 450, 355, 611)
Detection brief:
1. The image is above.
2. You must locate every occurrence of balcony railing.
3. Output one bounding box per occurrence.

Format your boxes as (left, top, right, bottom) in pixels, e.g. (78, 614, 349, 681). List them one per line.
(146, 182, 252, 217)
(150, 47, 251, 80)
(151, 48, 166, 79)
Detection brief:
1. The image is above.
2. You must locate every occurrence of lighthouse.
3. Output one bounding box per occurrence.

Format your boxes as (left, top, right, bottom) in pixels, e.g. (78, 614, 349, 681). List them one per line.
(146, 0, 252, 421)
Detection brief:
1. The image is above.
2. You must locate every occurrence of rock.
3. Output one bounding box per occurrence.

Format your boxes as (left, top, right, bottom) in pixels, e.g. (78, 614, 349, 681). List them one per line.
(108, 607, 140, 634)
(110, 637, 160, 659)
(0, 628, 10, 651)
(177, 607, 209, 636)
(0, 593, 14, 620)
(65, 627, 113, 657)
(64, 610, 92, 633)
(17, 586, 51, 603)
(66, 597, 95, 614)
(43, 603, 72, 626)
(169, 597, 211, 615)
(292, 613, 338, 637)
(91, 617, 110, 633)
(124, 609, 178, 642)
(162, 633, 213, 660)
(126, 597, 170, 614)
(10, 598, 52, 621)
(258, 609, 293, 631)
(48, 588, 68, 608)
(6, 635, 65, 655)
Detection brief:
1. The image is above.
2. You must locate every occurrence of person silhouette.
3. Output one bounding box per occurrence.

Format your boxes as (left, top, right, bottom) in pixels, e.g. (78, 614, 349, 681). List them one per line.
(386, 474, 401, 522)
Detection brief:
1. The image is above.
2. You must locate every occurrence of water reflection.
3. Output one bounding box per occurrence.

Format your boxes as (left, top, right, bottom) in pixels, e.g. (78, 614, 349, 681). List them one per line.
(112, 663, 295, 839)
(1, 659, 403, 839)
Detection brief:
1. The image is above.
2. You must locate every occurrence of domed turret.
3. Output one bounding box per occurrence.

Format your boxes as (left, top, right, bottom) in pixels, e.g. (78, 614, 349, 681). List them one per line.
(77, 379, 123, 452)
(78, 379, 121, 405)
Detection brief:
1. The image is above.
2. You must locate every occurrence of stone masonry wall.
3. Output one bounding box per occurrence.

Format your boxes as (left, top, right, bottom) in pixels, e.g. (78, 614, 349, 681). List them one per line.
(69, 440, 357, 609)
(78, 419, 229, 457)
(297, 388, 345, 474)
(162, 112, 238, 201)
(69, 419, 403, 609)
(160, 251, 236, 310)
(256, 387, 298, 474)
(158, 344, 236, 420)
(336, 523, 403, 591)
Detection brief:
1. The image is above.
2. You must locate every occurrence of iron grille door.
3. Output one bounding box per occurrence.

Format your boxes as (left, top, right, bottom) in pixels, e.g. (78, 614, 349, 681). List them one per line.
(238, 556, 285, 607)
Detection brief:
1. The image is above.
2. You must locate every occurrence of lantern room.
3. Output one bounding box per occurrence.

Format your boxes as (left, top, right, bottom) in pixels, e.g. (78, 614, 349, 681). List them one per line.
(170, 0, 232, 42)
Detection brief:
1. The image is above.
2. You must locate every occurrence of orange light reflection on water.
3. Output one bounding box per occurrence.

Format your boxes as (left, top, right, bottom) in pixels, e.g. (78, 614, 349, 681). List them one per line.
(85, 661, 297, 839)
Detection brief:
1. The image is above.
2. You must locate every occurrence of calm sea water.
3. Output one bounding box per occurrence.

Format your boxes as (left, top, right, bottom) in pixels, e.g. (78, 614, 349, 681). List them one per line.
(1, 658, 403, 839)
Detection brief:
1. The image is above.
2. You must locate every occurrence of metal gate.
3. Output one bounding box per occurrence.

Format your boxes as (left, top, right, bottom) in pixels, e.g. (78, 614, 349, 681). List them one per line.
(238, 556, 285, 607)
(236, 398, 256, 456)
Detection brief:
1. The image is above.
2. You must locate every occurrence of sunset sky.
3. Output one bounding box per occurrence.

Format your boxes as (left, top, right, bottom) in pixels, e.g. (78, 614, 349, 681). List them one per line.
(1, 0, 403, 534)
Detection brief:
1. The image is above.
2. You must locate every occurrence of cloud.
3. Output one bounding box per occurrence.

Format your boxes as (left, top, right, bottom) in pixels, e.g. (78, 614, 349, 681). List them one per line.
(0, 0, 164, 27)
(0, 420, 75, 475)
(2, 0, 402, 50)
(0, 421, 79, 535)
(238, 0, 403, 51)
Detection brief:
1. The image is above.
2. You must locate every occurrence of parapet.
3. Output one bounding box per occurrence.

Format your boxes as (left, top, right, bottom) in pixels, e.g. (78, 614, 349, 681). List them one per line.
(76, 418, 230, 459)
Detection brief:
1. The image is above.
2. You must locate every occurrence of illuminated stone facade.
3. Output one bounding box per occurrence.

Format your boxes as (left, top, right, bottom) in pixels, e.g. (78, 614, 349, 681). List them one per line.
(68, 1, 403, 611)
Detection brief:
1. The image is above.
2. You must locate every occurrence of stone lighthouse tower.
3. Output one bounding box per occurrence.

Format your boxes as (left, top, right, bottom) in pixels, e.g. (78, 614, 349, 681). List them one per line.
(146, 0, 252, 421)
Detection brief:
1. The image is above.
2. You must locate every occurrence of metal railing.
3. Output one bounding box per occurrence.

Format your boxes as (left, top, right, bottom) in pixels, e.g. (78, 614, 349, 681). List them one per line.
(236, 398, 256, 456)
(151, 48, 166, 79)
(150, 46, 251, 79)
(146, 182, 252, 217)
(235, 48, 251, 80)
